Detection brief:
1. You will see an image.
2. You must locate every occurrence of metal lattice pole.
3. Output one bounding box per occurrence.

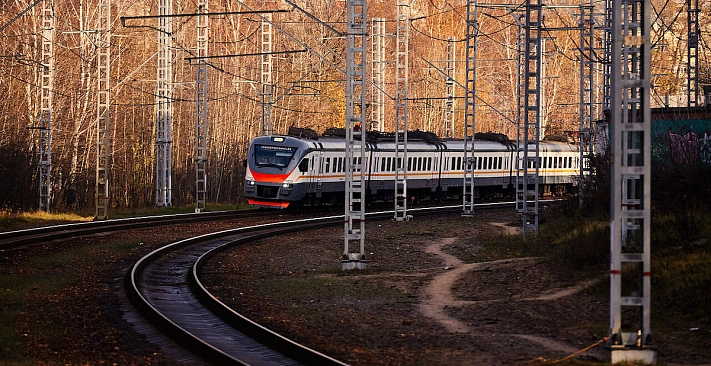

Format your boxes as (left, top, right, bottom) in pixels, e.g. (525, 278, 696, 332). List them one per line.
(195, 0, 208, 213)
(155, 0, 173, 206)
(343, 0, 367, 270)
(607, 0, 655, 362)
(687, 0, 699, 107)
(603, 0, 613, 112)
(370, 18, 385, 133)
(463, 0, 477, 216)
(38, 0, 54, 213)
(394, 0, 409, 222)
(516, 0, 542, 237)
(515, 15, 526, 215)
(579, 0, 595, 208)
(445, 37, 456, 139)
(95, 0, 111, 219)
(261, 13, 273, 136)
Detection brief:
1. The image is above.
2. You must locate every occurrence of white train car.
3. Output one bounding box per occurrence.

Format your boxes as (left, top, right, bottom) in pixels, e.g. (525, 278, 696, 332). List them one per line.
(244, 128, 579, 208)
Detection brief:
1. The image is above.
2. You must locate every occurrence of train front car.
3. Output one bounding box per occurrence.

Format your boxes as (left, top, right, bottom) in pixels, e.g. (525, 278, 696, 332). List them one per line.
(244, 135, 311, 209)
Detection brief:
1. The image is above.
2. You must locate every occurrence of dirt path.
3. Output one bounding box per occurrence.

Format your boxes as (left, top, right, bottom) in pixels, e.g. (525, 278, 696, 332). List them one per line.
(419, 235, 605, 359)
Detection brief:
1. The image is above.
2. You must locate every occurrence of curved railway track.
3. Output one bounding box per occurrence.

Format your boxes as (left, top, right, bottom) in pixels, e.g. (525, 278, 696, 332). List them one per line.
(4, 203, 516, 365)
(124, 205, 474, 365)
(0, 210, 277, 251)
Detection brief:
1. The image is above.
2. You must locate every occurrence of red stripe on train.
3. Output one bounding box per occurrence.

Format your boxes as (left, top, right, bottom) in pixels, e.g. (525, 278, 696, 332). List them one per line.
(247, 199, 291, 209)
(249, 168, 291, 183)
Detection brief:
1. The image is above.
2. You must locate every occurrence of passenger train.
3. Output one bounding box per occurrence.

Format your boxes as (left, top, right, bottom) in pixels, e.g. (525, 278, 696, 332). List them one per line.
(244, 127, 580, 208)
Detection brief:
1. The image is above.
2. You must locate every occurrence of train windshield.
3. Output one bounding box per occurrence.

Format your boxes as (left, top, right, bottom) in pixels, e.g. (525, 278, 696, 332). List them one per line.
(253, 144, 297, 168)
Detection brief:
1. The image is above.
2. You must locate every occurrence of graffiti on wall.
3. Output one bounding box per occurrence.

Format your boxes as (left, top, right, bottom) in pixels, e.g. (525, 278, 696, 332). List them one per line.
(651, 119, 711, 166)
(668, 131, 711, 165)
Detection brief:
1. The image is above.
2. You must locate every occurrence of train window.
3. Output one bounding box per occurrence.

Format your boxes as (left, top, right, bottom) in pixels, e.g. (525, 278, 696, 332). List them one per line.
(254, 144, 297, 168)
(417, 157, 421, 171)
(325, 157, 331, 173)
(488, 157, 493, 170)
(427, 157, 432, 171)
(450, 158, 455, 171)
(568, 157, 572, 169)
(497, 157, 502, 169)
(456, 157, 461, 170)
(298, 158, 308, 173)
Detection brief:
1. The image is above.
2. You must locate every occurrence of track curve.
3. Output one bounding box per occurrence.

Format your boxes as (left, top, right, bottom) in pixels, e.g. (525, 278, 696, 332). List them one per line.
(125, 206, 468, 365)
(0, 210, 277, 251)
(125, 216, 352, 365)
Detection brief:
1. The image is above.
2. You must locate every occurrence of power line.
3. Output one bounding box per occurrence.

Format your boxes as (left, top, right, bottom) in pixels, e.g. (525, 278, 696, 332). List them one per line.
(0, 0, 42, 35)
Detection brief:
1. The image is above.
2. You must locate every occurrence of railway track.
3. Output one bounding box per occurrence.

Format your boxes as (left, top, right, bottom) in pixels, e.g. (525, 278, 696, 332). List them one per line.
(4, 203, 513, 365)
(0, 210, 276, 251)
(125, 205, 471, 365)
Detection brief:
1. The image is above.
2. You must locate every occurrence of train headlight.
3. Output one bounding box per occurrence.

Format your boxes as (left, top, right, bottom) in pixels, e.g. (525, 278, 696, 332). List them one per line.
(282, 182, 292, 188)
(247, 180, 255, 186)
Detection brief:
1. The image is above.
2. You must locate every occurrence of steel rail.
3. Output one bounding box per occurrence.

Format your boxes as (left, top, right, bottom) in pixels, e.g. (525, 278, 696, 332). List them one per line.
(125, 206, 468, 365)
(0, 210, 272, 251)
(125, 215, 349, 365)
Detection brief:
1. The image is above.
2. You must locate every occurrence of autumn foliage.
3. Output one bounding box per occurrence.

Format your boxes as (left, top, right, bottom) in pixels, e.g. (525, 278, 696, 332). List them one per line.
(0, 0, 708, 212)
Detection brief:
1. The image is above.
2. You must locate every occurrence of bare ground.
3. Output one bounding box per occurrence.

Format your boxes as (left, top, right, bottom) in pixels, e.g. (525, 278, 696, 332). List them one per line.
(201, 207, 711, 366)
(3, 208, 709, 365)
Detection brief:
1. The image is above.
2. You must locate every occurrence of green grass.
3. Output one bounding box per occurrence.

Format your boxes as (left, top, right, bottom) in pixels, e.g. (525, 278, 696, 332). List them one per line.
(0, 203, 250, 232)
(0, 238, 145, 364)
(0, 211, 93, 231)
(0, 270, 76, 363)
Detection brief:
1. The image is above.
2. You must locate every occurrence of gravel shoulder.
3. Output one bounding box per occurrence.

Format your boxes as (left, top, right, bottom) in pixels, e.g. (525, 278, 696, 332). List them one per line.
(201, 208, 613, 365)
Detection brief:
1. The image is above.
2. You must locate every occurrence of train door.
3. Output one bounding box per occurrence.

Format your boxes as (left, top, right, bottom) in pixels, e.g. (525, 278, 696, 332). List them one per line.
(309, 149, 324, 201)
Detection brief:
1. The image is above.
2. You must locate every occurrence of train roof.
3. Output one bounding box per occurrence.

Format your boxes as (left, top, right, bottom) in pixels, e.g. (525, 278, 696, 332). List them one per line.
(253, 127, 577, 153)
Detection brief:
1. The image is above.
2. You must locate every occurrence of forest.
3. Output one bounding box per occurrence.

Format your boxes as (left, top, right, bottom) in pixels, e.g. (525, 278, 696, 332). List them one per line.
(0, 0, 709, 214)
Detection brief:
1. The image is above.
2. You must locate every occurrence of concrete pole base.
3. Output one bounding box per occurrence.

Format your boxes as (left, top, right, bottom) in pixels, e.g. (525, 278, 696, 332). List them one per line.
(341, 253, 368, 271)
(604, 345, 657, 365)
